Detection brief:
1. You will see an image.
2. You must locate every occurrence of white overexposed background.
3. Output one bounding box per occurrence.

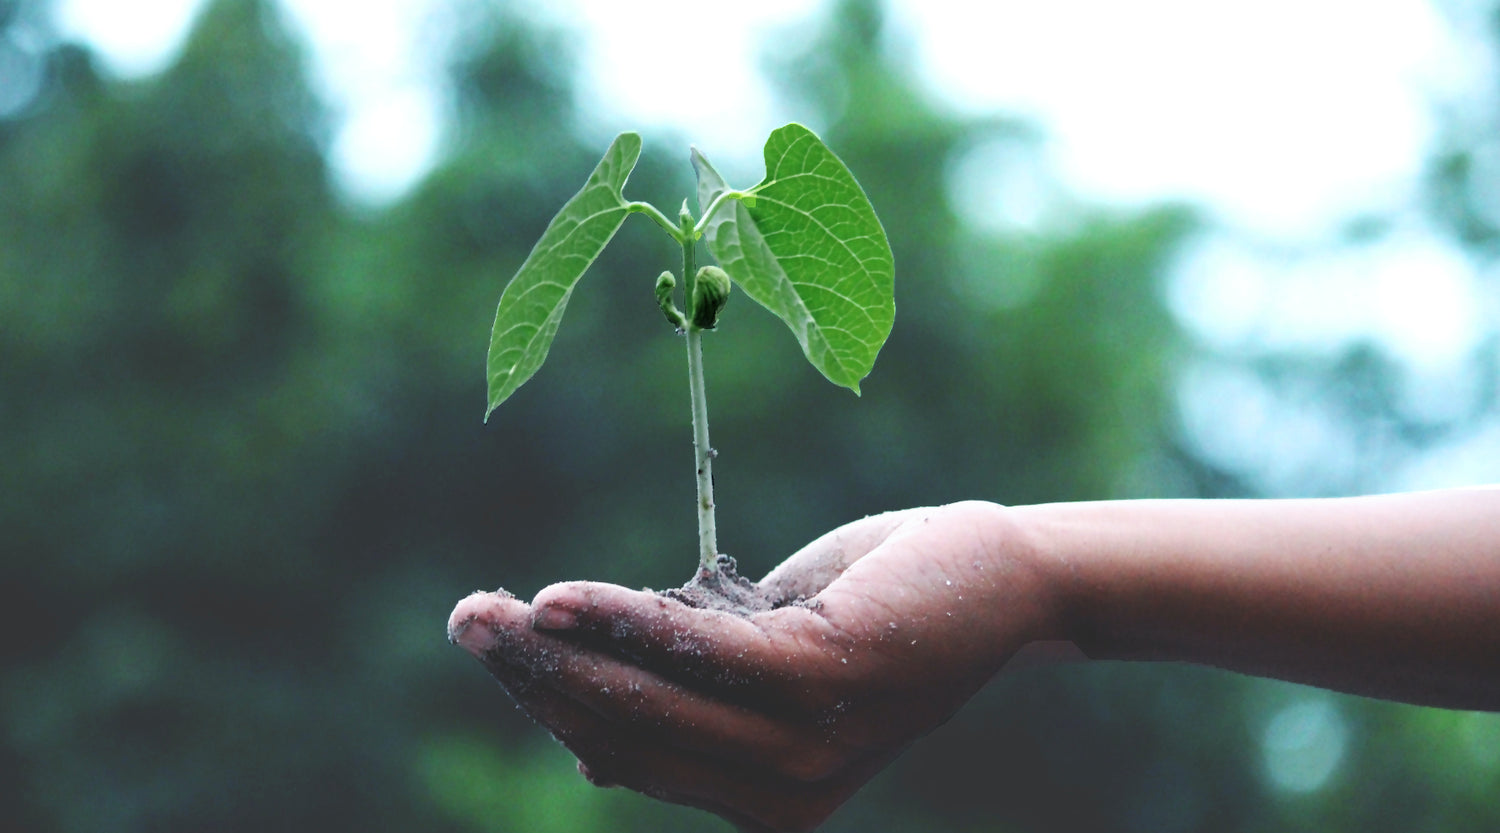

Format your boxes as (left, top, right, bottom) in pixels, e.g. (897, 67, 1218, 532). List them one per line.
(49, 0, 1500, 491)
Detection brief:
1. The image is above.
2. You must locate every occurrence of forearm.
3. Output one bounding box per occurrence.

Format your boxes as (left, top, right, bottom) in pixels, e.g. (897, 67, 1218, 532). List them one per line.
(1011, 488, 1500, 710)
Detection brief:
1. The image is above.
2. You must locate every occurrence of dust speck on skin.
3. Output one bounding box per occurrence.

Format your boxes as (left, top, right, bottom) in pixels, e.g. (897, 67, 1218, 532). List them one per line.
(815, 699, 852, 730)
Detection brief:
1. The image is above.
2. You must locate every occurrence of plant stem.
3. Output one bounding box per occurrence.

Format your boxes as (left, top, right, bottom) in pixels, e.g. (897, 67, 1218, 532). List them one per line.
(691, 189, 745, 237)
(686, 327, 718, 575)
(628, 201, 684, 241)
(680, 212, 719, 576)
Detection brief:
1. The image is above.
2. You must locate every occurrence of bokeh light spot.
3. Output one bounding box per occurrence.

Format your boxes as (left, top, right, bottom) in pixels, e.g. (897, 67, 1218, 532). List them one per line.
(1261, 696, 1349, 793)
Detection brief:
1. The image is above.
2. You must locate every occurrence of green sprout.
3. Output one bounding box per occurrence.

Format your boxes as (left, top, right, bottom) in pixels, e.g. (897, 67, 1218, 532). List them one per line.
(484, 124, 895, 578)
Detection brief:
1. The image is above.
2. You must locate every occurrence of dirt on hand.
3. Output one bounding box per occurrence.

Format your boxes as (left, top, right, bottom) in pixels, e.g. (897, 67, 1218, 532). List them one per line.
(660, 554, 798, 617)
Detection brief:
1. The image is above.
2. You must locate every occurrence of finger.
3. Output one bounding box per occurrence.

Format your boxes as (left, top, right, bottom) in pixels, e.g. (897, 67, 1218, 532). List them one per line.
(564, 721, 870, 833)
(476, 632, 862, 833)
(455, 589, 858, 776)
(448, 592, 648, 782)
(577, 760, 614, 788)
(530, 581, 847, 693)
(448, 589, 598, 704)
(448, 589, 528, 660)
(453, 591, 884, 830)
(537, 627, 862, 782)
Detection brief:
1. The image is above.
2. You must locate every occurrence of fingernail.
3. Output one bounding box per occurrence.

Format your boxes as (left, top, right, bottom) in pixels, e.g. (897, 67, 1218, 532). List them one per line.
(533, 605, 577, 631)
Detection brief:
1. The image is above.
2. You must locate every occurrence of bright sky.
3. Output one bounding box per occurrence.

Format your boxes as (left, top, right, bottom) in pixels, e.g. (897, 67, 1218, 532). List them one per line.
(49, 0, 1500, 482)
(52, 0, 1489, 225)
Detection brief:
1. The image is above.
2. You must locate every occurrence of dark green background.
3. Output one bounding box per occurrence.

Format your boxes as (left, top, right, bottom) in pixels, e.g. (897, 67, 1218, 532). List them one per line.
(3, 0, 1498, 830)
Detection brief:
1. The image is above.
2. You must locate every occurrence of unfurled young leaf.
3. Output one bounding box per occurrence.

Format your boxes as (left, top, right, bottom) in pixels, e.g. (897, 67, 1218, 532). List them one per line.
(484, 132, 642, 420)
(694, 123, 895, 394)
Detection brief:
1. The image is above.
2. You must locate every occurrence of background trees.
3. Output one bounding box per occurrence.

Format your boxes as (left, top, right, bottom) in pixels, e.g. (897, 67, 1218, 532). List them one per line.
(2, 0, 1496, 830)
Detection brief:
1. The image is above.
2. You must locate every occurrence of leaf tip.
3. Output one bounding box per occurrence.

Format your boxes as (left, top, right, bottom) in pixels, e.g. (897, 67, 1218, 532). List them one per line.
(690, 146, 714, 178)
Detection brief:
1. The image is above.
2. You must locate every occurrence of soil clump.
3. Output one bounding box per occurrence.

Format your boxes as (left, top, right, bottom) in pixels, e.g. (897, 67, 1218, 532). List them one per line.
(661, 554, 793, 617)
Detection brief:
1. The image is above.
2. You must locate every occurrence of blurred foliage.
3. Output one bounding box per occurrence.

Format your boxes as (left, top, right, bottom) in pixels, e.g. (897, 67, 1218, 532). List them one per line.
(1, 0, 1497, 831)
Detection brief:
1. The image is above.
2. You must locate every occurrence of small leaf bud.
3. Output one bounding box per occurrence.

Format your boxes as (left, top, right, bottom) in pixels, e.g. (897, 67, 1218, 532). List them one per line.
(691, 265, 732, 330)
(656, 271, 686, 330)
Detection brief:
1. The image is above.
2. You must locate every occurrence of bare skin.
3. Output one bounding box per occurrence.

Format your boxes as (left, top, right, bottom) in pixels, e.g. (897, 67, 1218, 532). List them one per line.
(447, 488, 1500, 832)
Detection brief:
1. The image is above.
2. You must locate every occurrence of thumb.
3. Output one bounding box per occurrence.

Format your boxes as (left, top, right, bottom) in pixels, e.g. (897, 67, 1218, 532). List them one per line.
(759, 509, 919, 601)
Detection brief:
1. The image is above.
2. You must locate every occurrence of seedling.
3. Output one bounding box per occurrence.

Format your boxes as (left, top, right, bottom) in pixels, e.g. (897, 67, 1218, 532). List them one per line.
(485, 124, 894, 588)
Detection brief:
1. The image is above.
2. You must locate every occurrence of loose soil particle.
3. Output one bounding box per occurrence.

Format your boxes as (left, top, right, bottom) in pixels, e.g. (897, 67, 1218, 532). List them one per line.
(661, 554, 793, 617)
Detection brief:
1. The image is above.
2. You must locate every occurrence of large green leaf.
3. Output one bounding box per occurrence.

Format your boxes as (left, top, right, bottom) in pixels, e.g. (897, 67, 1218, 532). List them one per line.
(485, 132, 641, 419)
(695, 123, 894, 394)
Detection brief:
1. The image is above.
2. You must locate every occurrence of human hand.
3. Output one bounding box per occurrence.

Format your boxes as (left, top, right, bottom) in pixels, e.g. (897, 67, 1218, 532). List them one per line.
(447, 501, 1064, 832)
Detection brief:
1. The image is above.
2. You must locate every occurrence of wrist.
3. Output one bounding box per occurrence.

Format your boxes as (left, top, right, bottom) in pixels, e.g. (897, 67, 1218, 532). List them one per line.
(950, 500, 1077, 655)
(1004, 502, 1095, 653)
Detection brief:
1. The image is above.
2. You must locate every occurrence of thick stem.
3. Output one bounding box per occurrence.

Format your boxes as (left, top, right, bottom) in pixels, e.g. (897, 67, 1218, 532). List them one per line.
(681, 210, 719, 576)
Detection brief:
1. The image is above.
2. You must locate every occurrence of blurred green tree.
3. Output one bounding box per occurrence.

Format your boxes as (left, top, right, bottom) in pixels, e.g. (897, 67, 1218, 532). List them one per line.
(3, 0, 1497, 831)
